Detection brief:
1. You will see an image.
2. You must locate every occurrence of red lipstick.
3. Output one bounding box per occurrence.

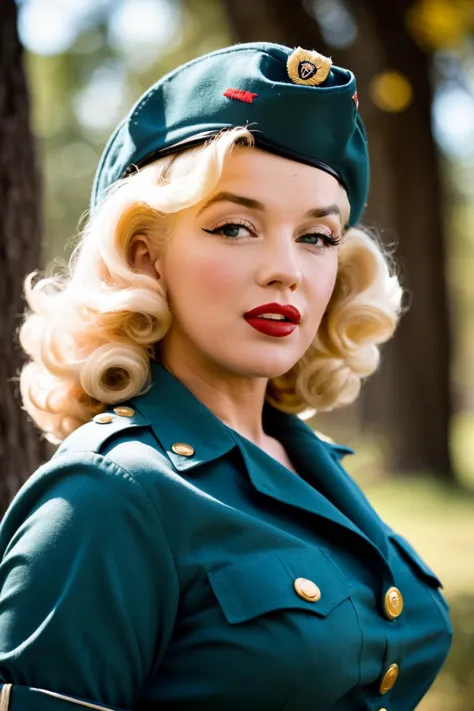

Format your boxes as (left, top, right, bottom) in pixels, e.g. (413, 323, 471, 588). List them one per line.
(243, 302, 301, 338)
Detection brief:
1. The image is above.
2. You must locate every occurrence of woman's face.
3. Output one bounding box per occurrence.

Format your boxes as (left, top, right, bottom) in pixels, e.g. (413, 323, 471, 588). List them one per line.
(157, 147, 349, 380)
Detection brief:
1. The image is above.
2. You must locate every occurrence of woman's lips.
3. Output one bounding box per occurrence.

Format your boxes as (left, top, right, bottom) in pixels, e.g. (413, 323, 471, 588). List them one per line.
(243, 317, 298, 338)
(243, 302, 301, 338)
(243, 303, 301, 323)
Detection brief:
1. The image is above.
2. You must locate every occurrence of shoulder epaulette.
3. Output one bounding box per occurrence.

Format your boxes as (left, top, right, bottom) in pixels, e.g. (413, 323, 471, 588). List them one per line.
(53, 405, 151, 458)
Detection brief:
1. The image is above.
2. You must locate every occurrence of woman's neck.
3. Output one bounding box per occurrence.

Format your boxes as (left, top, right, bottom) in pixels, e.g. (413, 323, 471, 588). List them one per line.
(159, 355, 270, 446)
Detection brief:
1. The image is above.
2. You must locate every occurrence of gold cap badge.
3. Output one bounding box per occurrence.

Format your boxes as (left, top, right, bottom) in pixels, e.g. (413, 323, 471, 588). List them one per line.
(287, 47, 332, 86)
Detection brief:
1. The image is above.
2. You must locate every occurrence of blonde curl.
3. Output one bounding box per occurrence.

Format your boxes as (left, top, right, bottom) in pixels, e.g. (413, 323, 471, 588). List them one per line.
(18, 127, 403, 442)
(267, 227, 403, 413)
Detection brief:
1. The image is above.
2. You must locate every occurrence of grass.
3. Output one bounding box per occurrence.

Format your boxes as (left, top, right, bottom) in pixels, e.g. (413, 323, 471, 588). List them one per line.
(451, 411, 474, 489)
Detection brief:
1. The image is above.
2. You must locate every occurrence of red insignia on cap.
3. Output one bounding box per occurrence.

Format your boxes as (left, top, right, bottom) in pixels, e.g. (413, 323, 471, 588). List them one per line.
(352, 91, 359, 109)
(224, 88, 258, 104)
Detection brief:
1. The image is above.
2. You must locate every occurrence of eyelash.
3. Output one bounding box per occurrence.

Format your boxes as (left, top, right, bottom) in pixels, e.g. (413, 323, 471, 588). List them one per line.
(202, 220, 342, 248)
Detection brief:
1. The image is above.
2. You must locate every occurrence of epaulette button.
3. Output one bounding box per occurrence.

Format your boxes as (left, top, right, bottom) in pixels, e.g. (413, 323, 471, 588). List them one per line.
(93, 413, 114, 424)
(113, 406, 135, 417)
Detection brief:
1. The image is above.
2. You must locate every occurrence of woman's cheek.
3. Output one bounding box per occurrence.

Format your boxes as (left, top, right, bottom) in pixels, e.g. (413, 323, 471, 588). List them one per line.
(322, 273, 338, 305)
(194, 257, 241, 295)
(308, 257, 337, 293)
(305, 268, 338, 331)
(321, 258, 339, 298)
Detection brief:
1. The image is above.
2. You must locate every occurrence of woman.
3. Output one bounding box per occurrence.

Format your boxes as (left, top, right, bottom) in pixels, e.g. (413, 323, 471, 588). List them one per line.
(0, 42, 452, 710)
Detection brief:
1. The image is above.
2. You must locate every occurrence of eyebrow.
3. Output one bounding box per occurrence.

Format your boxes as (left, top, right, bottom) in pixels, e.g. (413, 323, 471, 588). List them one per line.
(196, 191, 346, 224)
(196, 192, 264, 215)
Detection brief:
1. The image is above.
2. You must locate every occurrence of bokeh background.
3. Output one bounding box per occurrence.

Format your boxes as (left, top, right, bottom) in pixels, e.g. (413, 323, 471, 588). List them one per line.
(2, 0, 474, 708)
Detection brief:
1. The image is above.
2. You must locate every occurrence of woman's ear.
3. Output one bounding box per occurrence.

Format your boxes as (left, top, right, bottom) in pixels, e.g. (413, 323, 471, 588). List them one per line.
(130, 235, 162, 280)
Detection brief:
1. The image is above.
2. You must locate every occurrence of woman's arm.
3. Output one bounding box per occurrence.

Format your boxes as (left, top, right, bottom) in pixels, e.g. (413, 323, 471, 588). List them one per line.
(0, 453, 179, 710)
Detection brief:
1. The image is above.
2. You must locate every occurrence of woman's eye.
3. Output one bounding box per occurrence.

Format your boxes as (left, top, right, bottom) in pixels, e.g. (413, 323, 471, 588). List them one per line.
(202, 223, 341, 246)
(298, 232, 341, 248)
(202, 222, 253, 240)
(220, 224, 245, 239)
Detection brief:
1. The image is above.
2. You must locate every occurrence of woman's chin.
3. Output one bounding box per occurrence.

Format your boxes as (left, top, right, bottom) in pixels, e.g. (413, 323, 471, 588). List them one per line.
(223, 351, 302, 379)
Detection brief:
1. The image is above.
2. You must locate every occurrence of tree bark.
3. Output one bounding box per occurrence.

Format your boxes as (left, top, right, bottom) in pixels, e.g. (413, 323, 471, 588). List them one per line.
(351, 0, 453, 477)
(0, 0, 48, 515)
(221, 0, 454, 478)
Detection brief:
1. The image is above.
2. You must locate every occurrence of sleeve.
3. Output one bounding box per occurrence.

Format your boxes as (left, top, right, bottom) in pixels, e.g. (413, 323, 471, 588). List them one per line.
(0, 453, 179, 710)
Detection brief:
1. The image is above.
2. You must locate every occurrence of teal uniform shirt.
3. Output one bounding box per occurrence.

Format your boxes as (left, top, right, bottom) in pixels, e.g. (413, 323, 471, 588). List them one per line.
(0, 363, 452, 710)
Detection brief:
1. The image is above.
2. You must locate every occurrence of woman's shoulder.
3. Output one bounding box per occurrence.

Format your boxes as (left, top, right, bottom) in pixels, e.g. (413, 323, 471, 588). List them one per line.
(56, 403, 154, 459)
(54, 403, 174, 481)
(1, 405, 174, 541)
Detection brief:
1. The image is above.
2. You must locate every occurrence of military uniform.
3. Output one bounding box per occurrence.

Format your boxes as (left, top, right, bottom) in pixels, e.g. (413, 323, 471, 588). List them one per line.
(1, 40, 452, 710)
(0, 364, 452, 710)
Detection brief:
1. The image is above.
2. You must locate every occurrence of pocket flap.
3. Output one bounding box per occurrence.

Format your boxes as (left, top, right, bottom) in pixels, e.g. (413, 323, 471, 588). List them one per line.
(389, 533, 443, 588)
(207, 548, 355, 624)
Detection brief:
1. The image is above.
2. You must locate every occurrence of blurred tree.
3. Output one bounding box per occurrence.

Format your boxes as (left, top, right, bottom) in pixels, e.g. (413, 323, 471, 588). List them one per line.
(221, 0, 455, 479)
(27, 0, 232, 264)
(0, 0, 48, 514)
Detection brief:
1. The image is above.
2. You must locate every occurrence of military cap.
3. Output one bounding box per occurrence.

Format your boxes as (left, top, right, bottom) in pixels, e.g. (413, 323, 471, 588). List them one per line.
(91, 42, 369, 225)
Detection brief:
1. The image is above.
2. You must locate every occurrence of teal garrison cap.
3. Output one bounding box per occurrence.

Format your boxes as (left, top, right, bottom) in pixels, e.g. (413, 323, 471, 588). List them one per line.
(91, 42, 369, 225)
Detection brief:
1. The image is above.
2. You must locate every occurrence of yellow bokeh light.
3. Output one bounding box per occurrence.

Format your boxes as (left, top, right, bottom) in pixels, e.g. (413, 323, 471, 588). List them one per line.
(406, 0, 471, 50)
(369, 71, 414, 113)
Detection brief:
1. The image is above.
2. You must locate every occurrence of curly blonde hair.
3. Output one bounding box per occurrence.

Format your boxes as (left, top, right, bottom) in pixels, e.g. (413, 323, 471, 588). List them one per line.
(18, 127, 403, 443)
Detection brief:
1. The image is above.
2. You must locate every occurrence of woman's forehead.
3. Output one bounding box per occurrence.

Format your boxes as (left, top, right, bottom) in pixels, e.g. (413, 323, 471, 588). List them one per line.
(210, 148, 349, 214)
(226, 148, 342, 186)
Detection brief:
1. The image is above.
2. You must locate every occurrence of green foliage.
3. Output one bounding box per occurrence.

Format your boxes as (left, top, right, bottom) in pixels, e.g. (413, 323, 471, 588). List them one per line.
(25, 0, 232, 266)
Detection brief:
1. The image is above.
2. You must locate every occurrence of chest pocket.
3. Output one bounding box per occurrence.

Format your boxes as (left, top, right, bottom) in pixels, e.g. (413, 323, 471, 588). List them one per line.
(389, 532, 453, 634)
(206, 548, 362, 706)
(207, 548, 355, 624)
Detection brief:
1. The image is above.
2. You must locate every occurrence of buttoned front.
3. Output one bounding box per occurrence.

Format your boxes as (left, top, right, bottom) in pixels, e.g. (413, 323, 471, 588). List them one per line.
(384, 587, 404, 620)
(380, 664, 399, 694)
(0, 363, 453, 710)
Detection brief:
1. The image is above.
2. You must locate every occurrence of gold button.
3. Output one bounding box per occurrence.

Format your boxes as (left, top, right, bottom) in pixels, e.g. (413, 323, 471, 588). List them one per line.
(380, 663, 399, 694)
(384, 587, 404, 619)
(171, 442, 195, 457)
(93, 413, 114, 424)
(294, 577, 321, 602)
(113, 406, 135, 417)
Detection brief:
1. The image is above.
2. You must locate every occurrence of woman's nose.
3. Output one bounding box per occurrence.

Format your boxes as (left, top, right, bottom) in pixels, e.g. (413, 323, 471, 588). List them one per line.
(255, 239, 302, 292)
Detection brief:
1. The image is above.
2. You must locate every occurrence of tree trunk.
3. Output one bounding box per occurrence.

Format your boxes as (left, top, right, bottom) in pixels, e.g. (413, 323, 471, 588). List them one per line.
(0, 0, 48, 515)
(221, 0, 454, 478)
(354, 0, 453, 477)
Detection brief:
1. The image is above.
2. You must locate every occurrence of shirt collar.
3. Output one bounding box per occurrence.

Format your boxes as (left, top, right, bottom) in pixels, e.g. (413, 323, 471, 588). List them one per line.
(130, 363, 237, 471)
(131, 362, 354, 471)
(131, 363, 390, 568)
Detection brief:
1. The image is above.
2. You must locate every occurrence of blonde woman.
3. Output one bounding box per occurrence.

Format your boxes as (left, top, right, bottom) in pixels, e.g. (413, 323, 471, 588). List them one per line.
(0, 43, 452, 711)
